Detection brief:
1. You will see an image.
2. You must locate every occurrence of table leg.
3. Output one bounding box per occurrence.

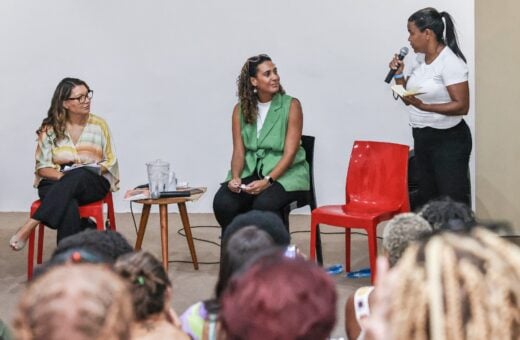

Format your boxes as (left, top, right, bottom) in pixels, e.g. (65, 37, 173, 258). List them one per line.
(178, 202, 199, 270)
(135, 204, 151, 250)
(159, 204, 169, 271)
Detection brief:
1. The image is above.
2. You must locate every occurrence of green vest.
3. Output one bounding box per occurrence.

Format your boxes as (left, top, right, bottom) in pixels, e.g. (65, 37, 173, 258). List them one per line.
(226, 93, 310, 191)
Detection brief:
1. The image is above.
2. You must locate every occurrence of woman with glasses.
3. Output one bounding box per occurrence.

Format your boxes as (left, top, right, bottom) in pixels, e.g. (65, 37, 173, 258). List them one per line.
(213, 54, 309, 232)
(10, 77, 119, 250)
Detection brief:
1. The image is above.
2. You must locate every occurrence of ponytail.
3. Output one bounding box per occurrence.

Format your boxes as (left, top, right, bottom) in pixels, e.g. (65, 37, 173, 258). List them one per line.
(440, 11, 467, 63)
(409, 8, 467, 63)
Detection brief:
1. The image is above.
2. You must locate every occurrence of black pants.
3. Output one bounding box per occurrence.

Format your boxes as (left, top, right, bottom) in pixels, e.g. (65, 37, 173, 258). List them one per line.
(412, 119, 472, 208)
(213, 174, 308, 232)
(33, 168, 110, 243)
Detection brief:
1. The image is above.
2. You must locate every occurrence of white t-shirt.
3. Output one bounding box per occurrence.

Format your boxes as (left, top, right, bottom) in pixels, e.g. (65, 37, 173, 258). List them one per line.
(256, 100, 271, 136)
(405, 47, 468, 129)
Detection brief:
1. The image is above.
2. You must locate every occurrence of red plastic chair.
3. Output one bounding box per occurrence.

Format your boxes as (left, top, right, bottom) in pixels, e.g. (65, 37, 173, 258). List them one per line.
(309, 141, 410, 283)
(26, 192, 116, 280)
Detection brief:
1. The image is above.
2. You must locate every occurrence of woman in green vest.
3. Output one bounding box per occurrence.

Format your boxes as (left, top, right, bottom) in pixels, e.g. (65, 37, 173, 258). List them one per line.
(213, 54, 310, 231)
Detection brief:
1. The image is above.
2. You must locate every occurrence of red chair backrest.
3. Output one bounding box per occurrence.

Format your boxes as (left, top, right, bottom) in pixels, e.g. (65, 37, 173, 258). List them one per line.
(345, 141, 410, 210)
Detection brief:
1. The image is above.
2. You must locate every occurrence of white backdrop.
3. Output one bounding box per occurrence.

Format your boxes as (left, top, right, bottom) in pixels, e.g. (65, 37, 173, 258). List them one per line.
(0, 0, 474, 213)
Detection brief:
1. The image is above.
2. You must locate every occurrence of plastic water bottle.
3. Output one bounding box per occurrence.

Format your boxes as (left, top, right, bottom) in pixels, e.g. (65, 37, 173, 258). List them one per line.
(326, 264, 344, 275)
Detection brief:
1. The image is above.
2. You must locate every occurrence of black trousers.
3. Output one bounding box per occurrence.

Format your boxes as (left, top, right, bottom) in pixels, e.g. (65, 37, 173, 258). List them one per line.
(33, 168, 110, 243)
(213, 174, 308, 232)
(412, 119, 472, 208)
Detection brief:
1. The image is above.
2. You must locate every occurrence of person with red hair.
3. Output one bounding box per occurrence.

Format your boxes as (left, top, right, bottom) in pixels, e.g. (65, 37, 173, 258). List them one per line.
(220, 253, 337, 340)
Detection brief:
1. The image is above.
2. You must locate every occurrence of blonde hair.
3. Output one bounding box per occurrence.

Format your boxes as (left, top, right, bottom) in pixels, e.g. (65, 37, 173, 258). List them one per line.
(13, 264, 133, 340)
(388, 228, 520, 339)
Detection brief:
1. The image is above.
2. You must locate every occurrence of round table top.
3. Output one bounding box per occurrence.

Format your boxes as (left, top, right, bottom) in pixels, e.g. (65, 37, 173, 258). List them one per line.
(134, 187, 207, 205)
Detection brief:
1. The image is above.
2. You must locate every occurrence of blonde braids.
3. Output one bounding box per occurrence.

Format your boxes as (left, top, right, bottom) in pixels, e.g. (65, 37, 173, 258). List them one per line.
(388, 228, 520, 339)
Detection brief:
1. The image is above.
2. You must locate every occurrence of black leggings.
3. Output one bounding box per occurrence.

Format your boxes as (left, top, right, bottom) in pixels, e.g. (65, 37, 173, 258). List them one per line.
(33, 168, 110, 243)
(412, 119, 472, 208)
(213, 174, 308, 232)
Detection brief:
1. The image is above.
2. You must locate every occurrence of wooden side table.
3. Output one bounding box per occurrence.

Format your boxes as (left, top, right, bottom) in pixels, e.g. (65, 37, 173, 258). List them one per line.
(134, 188, 206, 271)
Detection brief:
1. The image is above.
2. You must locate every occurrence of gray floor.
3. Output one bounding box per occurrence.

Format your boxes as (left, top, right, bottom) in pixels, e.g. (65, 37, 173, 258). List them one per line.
(1, 211, 383, 339)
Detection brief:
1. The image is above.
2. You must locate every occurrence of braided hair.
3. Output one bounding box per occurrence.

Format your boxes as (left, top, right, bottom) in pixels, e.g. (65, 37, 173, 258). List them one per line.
(388, 228, 520, 339)
(113, 251, 172, 321)
(237, 54, 285, 124)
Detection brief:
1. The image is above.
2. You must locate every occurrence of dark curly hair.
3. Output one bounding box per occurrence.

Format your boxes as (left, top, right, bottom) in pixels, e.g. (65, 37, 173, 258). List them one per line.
(113, 251, 171, 321)
(37, 77, 90, 141)
(237, 54, 285, 124)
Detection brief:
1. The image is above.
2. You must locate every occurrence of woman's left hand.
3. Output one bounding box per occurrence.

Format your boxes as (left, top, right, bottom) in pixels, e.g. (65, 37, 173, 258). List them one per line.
(401, 95, 425, 110)
(243, 179, 270, 195)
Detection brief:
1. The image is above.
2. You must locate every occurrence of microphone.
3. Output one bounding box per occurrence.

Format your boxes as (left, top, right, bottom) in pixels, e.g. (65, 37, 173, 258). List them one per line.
(384, 47, 409, 83)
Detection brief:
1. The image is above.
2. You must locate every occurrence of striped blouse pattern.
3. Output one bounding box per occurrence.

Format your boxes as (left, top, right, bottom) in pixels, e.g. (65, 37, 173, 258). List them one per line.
(34, 113, 119, 191)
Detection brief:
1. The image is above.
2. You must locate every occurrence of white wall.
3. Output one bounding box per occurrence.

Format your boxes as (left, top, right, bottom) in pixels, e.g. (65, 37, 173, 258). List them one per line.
(0, 0, 474, 213)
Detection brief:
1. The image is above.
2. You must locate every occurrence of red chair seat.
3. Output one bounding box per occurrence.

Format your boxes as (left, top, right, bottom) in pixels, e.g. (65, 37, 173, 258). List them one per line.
(26, 192, 116, 280)
(313, 204, 402, 224)
(310, 141, 410, 283)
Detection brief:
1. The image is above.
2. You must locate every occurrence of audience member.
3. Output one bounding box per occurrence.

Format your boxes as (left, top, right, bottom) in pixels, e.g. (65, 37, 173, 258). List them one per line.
(365, 227, 520, 339)
(181, 225, 278, 340)
(222, 210, 290, 247)
(32, 230, 133, 279)
(53, 229, 133, 261)
(13, 264, 133, 340)
(114, 251, 189, 340)
(418, 196, 476, 231)
(345, 212, 432, 340)
(221, 253, 337, 340)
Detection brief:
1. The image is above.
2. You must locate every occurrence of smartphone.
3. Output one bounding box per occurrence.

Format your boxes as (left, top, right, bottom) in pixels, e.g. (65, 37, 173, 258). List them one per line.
(284, 244, 297, 258)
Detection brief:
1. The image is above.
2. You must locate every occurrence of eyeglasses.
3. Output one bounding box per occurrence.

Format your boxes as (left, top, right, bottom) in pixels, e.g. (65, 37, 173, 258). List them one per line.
(67, 90, 94, 104)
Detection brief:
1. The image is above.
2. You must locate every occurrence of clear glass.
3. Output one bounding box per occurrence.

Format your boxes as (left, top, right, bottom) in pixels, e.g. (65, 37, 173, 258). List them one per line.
(146, 159, 170, 199)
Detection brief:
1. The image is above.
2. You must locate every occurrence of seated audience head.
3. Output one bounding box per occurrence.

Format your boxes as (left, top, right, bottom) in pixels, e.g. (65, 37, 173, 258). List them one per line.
(113, 251, 172, 321)
(221, 254, 337, 340)
(32, 247, 110, 279)
(13, 264, 133, 340)
(53, 230, 134, 262)
(383, 227, 520, 339)
(216, 225, 277, 299)
(222, 210, 290, 246)
(418, 197, 476, 231)
(382, 212, 432, 267)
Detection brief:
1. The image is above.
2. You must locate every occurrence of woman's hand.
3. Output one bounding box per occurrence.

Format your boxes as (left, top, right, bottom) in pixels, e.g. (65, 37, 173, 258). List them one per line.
(400, 95, 425, 109)
(389, 54, 405, 75)
(243, 179, 270, 195)
(227, 178, 242, 193)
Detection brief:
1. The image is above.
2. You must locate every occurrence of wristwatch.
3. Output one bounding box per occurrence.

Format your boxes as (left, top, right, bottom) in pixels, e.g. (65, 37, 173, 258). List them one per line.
(264, 175, 274, 184)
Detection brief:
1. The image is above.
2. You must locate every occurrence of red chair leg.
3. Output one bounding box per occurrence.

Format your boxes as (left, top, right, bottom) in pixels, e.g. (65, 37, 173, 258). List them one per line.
(105, 193, 116, 230)
(344, 228, 351, 272)
(367, 227, 378, 284)
(37, 224, 45, 264)
(27, 229, 36, 281)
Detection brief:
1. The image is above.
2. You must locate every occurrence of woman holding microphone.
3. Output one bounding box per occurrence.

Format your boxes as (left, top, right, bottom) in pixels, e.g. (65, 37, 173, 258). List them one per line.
(390, 7, 471, 208)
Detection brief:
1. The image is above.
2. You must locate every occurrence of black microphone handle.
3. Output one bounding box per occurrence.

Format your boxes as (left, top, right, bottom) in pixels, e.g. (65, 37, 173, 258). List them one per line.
(384, 54, 406, 83)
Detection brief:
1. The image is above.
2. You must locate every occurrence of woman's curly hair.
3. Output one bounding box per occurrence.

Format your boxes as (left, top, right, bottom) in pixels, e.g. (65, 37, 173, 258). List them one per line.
(237, 54, 285, 124)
